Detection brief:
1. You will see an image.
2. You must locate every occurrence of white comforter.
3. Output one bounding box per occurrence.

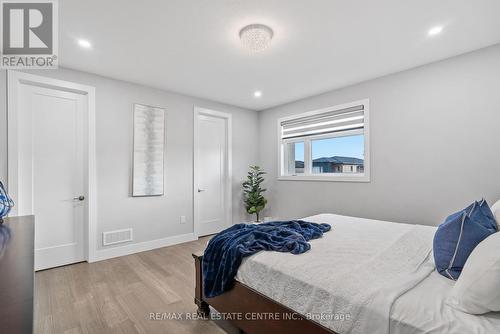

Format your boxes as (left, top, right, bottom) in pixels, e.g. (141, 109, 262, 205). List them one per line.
(236, 214, 436, 334)
(390, 271, 500, 334)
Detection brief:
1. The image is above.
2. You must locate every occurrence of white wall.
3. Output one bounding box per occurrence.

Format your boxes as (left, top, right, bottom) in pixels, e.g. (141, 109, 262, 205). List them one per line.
(0, 68, 259, 253)
(258, 44, 500, 226)
(2, 44, 499, 253)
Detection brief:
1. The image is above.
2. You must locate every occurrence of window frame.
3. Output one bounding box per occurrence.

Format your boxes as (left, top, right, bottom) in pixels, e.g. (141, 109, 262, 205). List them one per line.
(277, 99, 370, 182)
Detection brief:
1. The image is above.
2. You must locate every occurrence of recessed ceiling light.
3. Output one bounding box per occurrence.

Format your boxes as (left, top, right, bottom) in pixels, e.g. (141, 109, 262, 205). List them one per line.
(240, 24, 274, 52)
(254, 91, 262, 98)
(428, 26, 443, 36)
(77, 39, 92, 49)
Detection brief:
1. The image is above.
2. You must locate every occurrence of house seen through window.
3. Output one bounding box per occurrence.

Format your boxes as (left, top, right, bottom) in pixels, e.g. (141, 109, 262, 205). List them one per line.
(279, 100, 370, 181)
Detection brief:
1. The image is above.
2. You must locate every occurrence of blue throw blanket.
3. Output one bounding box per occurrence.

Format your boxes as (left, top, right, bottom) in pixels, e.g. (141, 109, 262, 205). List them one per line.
(202, 220, 331, 298)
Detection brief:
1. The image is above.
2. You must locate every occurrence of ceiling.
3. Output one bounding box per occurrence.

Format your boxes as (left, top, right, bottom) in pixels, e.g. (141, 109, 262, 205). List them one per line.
(59, 0, 500, 111)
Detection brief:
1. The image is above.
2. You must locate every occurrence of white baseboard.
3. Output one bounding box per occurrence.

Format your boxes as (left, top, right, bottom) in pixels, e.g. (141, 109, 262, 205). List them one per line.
(91, 232, 197, 262)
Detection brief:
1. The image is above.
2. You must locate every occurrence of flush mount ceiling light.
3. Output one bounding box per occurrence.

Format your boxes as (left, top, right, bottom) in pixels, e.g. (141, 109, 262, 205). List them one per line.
(239, 24, 274, 52)
(254, 90, 262, 98)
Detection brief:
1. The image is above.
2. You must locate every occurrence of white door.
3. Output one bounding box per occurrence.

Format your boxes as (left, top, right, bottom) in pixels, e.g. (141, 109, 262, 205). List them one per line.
(194, 110, 232, 237)
(18, 84, 86, 270)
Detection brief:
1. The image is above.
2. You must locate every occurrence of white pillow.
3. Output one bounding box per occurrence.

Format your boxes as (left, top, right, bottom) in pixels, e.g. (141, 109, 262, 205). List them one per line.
(448, 232, 500, 314)
(491, 199, 500, 230)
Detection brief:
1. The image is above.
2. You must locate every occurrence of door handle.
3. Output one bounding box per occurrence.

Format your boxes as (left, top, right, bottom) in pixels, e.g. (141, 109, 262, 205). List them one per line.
(197, 189, 205, 193)
(73, 195, 85, 201)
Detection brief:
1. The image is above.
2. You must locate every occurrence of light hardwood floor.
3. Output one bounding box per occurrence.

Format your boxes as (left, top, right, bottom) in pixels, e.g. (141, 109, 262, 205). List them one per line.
(35, 237, 225, 334)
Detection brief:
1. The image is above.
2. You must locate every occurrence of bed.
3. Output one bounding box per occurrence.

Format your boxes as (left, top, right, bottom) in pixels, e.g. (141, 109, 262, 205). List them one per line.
(193, 213, 500, 334)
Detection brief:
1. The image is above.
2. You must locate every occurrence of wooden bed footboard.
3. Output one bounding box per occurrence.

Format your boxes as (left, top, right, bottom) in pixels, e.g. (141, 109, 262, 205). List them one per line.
(192, 252, 336, 334)
(193, 252, 210, 317)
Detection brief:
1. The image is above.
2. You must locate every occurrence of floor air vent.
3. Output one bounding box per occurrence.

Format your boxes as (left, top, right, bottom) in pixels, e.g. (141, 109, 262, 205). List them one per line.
(102, 228, 133, 246)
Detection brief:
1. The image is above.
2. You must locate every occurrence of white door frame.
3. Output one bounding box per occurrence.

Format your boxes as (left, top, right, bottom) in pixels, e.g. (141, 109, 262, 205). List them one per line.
(193, 106, 232, 238)
(7, 70, 98, 263)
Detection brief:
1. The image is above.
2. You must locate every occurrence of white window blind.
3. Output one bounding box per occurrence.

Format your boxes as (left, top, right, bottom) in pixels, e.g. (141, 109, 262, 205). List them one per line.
(280, 104, 364, 140)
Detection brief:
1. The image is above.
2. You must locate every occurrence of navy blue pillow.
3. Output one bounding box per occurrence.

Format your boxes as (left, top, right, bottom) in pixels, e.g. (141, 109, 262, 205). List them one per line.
(433, 207, 494, 280)
(469, 199, 498, 233)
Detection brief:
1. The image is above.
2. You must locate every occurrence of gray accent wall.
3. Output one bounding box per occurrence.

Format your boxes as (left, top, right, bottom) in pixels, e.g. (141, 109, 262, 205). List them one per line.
(0, 68, 259, 249)
(258, 44, 500, 226)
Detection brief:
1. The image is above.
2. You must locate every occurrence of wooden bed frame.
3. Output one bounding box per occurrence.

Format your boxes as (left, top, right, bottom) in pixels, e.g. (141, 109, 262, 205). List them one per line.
(193, 252, 336, 334)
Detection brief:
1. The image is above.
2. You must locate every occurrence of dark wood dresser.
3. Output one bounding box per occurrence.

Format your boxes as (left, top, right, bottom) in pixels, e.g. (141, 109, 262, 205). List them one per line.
(0, 216, 34, 334)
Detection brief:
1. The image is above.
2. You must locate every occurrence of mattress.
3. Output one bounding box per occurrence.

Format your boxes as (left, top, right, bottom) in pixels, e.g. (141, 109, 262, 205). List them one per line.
(235, 214, 500, 334)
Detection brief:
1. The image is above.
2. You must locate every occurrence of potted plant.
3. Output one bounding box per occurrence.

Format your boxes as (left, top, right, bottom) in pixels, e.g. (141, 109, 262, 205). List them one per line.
(242, 166, 267, 222)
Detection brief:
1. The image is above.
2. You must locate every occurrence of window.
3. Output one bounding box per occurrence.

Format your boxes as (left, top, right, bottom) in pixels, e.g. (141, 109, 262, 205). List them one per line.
(284, 141, 304, 174)
(278, 100, 370, 182)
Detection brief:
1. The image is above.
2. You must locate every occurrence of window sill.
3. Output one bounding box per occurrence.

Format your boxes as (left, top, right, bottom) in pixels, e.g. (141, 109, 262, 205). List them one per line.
(277, 175, 370, 182)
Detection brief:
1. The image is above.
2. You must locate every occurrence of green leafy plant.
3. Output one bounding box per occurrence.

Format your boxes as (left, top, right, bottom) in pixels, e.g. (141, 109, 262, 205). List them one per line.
(242, 165, 267, 222)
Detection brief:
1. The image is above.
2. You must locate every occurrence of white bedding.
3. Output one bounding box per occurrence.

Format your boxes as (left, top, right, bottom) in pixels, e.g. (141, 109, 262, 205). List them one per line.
(391, 271, 500, 334)
(235, 214, 500, 334)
